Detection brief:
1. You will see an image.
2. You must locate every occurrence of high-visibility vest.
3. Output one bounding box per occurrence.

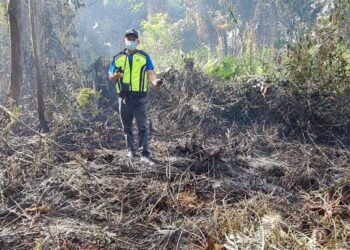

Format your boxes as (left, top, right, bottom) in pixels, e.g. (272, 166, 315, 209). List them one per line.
(114, 50, 149, 94)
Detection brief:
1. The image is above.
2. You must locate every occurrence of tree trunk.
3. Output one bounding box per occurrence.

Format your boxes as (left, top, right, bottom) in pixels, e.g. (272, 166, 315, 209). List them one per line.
(217, 31, 228, 57)
(29, 0, 49, 133)
(8, 0, 22, 105)
(197, 0, 218, 56)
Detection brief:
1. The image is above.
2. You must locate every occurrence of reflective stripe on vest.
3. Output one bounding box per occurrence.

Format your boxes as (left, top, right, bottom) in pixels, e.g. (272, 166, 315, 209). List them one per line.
(115, 52, 148, 93)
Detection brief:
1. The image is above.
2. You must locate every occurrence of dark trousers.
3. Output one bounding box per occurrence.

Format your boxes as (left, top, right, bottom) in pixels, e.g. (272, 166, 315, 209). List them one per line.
(119, 94, 150, 157)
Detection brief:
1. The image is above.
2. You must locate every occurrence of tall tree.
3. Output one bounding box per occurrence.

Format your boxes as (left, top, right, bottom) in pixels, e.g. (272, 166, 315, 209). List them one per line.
(8, 0, 22, 105)
(29, 0, 49, 132)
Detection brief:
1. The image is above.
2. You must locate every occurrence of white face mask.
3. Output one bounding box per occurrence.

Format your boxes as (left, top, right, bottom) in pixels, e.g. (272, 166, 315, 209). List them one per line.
(125, 38, 138, 50)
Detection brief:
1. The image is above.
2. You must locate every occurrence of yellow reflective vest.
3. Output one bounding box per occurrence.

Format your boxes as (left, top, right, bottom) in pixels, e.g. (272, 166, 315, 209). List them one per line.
(114, 50, 149, 94)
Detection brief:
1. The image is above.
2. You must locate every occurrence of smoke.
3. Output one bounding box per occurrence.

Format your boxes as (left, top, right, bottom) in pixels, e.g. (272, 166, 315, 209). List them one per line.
(76, 0, 147, 63)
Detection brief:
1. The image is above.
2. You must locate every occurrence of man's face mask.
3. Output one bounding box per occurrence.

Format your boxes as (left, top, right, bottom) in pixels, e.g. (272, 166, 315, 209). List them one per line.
(125, 38, 138, 50)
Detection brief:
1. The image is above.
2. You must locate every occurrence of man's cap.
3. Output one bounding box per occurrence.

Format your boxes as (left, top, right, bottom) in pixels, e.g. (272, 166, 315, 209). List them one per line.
(125, 29, 139, 38)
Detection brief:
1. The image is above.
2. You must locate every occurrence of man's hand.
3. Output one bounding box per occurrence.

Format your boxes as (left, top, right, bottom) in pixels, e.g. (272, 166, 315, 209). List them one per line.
(109, 72, 123, 81)
(152, 79, 163, 87)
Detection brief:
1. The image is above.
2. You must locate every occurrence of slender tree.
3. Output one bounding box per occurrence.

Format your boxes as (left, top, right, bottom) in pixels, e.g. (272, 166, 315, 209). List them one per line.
(29, 0, 49, 132)
(8, 0, 22, 105)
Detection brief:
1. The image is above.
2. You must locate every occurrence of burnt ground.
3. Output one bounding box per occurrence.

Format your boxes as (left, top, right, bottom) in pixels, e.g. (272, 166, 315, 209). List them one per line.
(1, 66, 350, 249)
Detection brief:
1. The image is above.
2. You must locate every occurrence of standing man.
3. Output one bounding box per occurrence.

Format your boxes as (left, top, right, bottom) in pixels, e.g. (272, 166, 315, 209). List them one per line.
(108, 29, 162, 166)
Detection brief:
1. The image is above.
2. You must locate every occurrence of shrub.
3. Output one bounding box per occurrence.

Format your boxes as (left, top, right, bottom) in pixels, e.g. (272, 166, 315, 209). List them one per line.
(76, 88, 101, 115)
(284, 0, 350, 94)
(206, 48, 275, 80)
(139, 13, 183, 71)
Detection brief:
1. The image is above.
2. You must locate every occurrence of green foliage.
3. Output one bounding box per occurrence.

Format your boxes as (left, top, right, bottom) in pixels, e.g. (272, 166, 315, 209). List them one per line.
(139, 13, 183, 71)
(208, 56, 241, 80)
(76, 88, 101, 115)
(285, 41, 350, 93)
(205, 48, 275, 80)
(284, 0, 350, 94)
(241, 47, 275, 76)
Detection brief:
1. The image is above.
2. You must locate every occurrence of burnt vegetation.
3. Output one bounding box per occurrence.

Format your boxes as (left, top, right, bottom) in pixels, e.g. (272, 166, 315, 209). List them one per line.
(0, 0, 350, 249)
